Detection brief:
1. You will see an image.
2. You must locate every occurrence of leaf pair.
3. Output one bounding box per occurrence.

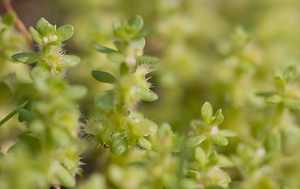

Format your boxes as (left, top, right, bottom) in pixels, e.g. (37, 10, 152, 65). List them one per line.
(30, 17, 74, 44)
(93, 44, 159, 64)
(201, 102, 224, 126)
(12, 52, 80, 67)
(256, 92, 300, 110)
(112, 15, 144, 40)
(92, 44, 125, 63)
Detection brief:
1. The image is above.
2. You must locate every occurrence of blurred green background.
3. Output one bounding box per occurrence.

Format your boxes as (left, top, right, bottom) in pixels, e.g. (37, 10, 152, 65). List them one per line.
(1, 0, 300, 188)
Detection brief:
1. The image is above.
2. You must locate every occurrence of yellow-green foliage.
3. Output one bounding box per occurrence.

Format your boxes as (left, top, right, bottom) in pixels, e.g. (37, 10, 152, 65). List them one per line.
(1, 0, 300, 188)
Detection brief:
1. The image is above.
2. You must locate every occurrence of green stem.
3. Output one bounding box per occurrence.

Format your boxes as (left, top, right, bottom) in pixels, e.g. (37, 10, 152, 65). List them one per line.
(273, 102, 284, 127)
(0, 101, 28, 127)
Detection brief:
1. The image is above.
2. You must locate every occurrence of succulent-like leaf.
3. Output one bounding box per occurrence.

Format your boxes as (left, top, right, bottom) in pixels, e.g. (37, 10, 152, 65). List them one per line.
(110, 132, 128, 155)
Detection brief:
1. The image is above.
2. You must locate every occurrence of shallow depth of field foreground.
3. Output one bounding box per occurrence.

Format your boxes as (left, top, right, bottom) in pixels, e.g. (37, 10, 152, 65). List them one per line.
(0, 0, 300, 189)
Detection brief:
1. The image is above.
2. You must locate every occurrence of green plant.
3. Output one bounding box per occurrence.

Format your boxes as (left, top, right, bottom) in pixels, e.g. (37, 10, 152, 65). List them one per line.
(1, 1, 300, 188)
(0, 17, 85, 188)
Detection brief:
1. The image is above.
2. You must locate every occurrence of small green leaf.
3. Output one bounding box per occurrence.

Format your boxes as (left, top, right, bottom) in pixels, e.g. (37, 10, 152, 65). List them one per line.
(194, 147, 206, 167)
(158, 122, 173, 137)
(264, 94, 282, 104)
(36, 17, 55, 36)
(51, 128, 70, 147)
(57, 24, 74, 41)
(208, 151, 219, 165)
(211, 135, 228, 146)
(283, 65, 297, 82)
(211, 109, 224, 126)
(3, 12, 15, 26)
(110, 132, 128, 155)
(185, 135, 207, 148)
(91, 70, 117, 84)
(284, 98, 300, 110)
(62, 55, 80, 68)
(274, 75, 286, 88)
(219, 129, 237, 137)
(108, 52, 125, 63)
(138, 137, 152, 150)
(129, 118, 157, 137)
(133, 37, 146, 48)
(128, 15, 143, 33)
(29, 26, 42, 43)
(256, 92, 277, 97)
(112, 19, 121, 31)
(218, 154, 234, 168)
(12, 52, 39, 64)
(136, 55, 159, 64)
(93, 44, 117, 53)
(201, 102, 213, 125)
(138, 89, 158, 102)
(264, 130, 281, 153)
(56, 165, 76, 187)
(18, 109, 38, 122)
(14, 134, 42, 154)
(95, 90, 115, 111)
(67, 85, 87, 100)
